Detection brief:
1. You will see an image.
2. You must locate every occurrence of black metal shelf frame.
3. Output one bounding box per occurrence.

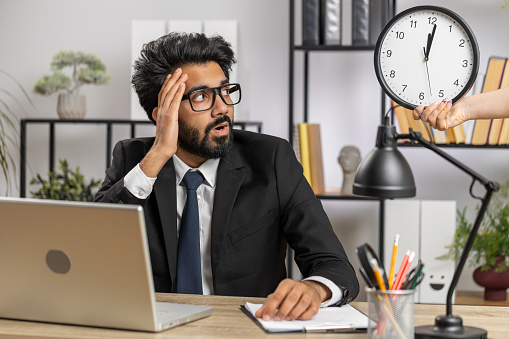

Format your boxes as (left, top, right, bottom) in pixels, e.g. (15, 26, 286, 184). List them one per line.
(288, 0, 396, 265)
(19, 119, 262, 198)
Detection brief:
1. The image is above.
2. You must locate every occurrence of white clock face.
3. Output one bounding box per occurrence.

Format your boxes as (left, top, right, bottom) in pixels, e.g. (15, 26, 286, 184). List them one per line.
(375, 6, 479, 110)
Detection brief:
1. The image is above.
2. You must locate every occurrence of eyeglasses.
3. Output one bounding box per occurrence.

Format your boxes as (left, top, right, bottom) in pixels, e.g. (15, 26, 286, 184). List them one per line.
(181, 83, 241, 112)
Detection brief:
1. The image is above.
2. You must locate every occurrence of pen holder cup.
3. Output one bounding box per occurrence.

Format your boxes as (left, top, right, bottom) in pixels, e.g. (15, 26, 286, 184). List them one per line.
(366, 287, 415, 339)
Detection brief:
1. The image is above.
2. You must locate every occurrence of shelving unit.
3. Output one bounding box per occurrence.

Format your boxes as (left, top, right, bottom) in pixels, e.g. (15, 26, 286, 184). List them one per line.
(288, 0, 397, 271)
(19, 119, 262, 198)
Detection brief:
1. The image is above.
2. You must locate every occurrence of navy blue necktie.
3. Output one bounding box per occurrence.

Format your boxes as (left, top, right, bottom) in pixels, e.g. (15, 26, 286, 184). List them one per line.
(176, 170, 204, 294)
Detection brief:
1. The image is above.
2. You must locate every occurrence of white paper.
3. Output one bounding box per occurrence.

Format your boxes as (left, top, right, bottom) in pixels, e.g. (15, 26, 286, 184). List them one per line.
(244, 302, 369, 332)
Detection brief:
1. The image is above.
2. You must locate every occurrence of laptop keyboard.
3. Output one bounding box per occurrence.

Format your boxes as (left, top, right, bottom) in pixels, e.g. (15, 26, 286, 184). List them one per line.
(156, 303, 181, 320)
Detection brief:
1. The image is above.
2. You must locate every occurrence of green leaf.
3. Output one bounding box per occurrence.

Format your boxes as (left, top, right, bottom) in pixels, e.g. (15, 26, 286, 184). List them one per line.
(30, 158, 101, 202)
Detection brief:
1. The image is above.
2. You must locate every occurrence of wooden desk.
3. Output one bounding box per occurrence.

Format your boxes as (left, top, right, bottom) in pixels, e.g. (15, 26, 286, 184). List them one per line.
(0, 293, 508, 338)
(455, 291, 509, 306)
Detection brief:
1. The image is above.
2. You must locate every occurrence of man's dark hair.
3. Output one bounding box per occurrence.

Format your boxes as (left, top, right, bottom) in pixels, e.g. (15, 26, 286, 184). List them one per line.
(132, 32, 236, 124)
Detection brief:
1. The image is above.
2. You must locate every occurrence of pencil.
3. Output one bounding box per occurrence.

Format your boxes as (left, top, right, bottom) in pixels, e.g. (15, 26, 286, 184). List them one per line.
(392, 251, 415, 290)
(369, 258, 387, 291)
(388, 234, 399, 289)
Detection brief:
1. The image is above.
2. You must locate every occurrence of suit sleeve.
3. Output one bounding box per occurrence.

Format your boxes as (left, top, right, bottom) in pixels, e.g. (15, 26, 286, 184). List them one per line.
(275, 139, 359, 305)
(94, 140, 148, 206)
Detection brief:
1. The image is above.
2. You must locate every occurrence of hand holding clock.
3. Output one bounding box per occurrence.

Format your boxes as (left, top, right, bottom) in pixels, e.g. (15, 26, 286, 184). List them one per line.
(414, 87, 509, 131)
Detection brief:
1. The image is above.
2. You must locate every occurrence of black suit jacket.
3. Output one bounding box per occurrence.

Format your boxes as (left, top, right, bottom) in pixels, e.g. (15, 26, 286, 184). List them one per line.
(95, 130, 359, 305)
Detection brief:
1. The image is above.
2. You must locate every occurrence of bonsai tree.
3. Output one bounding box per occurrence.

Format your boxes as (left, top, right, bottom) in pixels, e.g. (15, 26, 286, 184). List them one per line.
(438, 180, 509, 273)
(30, 159, 102, 201)
(33, 51, 110, 96)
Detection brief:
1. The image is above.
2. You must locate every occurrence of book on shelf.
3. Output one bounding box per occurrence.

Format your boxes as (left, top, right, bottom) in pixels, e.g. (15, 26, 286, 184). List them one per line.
(392, 102, 410, 134)
(302, 0, 321, 45)
(351, 0, 369, 45)
(415, 117, 432, 142)
(451, 125, 466, 144)
(321, 0, 342, 45)
(445, 127, 456, 144)
(368, 0, 390, 46)
(292, 124, 302, 163)
(295, 123, 325, 194)
(463, 120, 475, 144)
(406, 108, 420, 135)
(307, 123, 325, 195)
(352, 0, 389, 46)
(463, 72, 485, 144)
(471, 56, 507, 145)
(298, 123, 313, 187)
(487, 57, 509, 145)
(432, 128, 448, 144)
(496, 60, 509, 145)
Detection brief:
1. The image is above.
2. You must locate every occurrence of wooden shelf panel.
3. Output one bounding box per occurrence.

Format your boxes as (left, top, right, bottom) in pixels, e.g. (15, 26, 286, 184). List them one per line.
(294, 45, 375, 52)
(398, 142, 509, 149)
(316, 189, 382, 201)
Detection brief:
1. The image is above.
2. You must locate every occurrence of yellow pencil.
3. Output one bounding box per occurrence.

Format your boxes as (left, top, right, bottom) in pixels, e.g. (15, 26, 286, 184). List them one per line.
(388, 234, 399, 289)
(370, 258, 388, 291)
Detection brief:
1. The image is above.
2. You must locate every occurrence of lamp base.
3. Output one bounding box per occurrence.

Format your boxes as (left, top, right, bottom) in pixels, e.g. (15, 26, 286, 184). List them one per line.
(415, 315, 487, 339)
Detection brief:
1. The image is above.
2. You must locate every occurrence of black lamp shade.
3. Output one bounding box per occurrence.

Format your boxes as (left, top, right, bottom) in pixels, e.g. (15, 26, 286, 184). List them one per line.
(353, 124, 416, 198)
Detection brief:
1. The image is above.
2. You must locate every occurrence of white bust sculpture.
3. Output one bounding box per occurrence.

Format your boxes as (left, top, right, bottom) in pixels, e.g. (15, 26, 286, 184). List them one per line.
(338, 145, 362, 195)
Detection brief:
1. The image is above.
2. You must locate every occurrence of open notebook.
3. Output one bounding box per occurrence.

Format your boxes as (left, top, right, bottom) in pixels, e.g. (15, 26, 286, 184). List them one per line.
(242, 302, 369, 333)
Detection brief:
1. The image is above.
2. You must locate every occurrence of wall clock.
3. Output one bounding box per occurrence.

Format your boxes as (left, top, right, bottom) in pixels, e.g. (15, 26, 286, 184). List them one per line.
(374, 6, 480, 110)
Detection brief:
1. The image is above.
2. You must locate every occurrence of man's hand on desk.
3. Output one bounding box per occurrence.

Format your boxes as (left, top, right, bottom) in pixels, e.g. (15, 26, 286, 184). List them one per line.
(254, 279, 332, 321)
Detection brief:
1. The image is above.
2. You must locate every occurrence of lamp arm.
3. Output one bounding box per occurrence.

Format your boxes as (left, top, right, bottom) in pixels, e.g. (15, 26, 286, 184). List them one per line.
(398, 130, 497, 190)
(397, 129, 499, 316)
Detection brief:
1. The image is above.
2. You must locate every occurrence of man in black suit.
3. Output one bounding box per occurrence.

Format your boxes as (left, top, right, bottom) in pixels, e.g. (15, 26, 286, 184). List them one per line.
(95, 32, 358, 321)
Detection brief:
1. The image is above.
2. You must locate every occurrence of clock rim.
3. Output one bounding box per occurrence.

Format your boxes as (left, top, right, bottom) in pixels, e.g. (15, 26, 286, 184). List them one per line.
(374, 5, 480, 111)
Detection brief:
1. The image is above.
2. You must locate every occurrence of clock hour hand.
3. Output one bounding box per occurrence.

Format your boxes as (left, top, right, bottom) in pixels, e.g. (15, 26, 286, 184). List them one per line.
(424, 24, 437, 60)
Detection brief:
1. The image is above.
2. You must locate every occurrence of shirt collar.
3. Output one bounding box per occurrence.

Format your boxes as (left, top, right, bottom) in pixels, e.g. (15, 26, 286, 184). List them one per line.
(173, 154, 220, 188)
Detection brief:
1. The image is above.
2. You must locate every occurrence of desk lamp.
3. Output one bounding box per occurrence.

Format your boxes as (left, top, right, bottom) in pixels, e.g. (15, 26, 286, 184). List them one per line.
(353, 115, 498, 339)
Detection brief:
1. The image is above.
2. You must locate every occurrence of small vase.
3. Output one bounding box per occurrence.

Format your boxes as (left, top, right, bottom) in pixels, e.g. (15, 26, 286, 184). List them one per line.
(57, 93, 86, 119)
(473, 256, 509, 301)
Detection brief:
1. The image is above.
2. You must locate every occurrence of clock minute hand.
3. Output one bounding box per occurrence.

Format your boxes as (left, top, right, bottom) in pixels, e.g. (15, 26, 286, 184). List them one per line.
(423, 47, 432, 96)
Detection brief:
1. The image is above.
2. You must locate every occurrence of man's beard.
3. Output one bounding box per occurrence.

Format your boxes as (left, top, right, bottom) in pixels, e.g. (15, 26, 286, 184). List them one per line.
(178, 115, 233, 159)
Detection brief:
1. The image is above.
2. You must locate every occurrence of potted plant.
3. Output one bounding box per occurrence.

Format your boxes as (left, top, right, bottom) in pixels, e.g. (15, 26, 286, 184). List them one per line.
(438, 180, 509, 301)
(0, 69, 35, 195)
(30, 159, 102, 201)
(33, 51, 110, 119)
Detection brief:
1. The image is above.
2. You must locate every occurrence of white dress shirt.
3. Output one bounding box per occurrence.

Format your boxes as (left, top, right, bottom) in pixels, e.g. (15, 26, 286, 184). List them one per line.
(124, 156, 342, 306)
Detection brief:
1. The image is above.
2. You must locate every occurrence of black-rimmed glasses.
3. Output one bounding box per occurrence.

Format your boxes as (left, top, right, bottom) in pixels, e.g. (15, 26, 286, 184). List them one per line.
(181, 83, 241, 112)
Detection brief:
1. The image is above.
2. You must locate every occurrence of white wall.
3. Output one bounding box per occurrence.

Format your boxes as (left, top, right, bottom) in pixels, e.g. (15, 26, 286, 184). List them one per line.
(1, 0, 508, 299)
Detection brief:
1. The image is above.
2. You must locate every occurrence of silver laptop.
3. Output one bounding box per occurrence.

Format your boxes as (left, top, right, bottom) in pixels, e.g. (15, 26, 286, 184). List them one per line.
(0, 197, 212, 332)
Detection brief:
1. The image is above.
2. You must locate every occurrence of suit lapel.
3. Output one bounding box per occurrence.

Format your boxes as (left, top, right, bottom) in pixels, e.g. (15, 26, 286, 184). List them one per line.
(153, 158, 178, 289)
(210, 146, 245, 277)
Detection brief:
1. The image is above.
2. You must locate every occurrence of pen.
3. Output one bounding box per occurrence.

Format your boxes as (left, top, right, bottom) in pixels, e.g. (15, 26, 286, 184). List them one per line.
(388, 234, 399, 290)
(411, 260, 425, 290)
(392, 250, 415, 290)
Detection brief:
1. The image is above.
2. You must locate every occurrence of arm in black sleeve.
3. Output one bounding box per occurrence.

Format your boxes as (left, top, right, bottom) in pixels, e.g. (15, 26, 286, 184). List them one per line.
(275, 139, 359, 305)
